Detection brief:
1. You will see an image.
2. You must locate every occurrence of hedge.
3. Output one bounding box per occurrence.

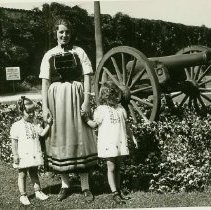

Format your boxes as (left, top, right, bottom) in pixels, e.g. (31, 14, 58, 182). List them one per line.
(1, 4, 211, 94)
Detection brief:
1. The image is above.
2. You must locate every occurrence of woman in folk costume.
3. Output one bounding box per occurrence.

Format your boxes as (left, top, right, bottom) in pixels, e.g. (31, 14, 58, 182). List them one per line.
(39, 18, 97, 202)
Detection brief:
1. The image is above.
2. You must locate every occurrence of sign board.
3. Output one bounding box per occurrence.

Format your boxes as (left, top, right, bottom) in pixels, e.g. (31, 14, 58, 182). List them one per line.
(6, 67, 21, 81)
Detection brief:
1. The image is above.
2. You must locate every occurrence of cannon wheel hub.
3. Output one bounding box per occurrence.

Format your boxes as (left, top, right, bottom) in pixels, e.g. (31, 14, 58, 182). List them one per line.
(167, 45, 211, 111)
(95, 46, 161, 122)
(182, 80, 200, 97)
(120, 85, 131, 103)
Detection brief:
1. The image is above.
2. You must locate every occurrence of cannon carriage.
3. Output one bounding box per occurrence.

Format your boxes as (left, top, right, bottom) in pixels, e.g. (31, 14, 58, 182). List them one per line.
(91, 2, 211, 123)
(94, 45, 211, 122)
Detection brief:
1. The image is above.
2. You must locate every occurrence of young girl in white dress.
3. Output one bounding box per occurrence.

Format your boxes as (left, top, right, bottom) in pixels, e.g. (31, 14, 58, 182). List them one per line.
(82, 81, 138, 204)
(10, 96, 52, 206)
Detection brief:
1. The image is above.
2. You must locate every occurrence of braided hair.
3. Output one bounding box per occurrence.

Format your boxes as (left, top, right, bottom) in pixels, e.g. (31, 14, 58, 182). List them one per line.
(17, 96, 34, 113)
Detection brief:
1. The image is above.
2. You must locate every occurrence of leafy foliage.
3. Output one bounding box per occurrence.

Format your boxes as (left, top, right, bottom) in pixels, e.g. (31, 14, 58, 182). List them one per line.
(0, 102, 42, 163)
(1, 99, 211, 193)
(1, 3, 211, 91)
(0, 103, 19, 163)
(124, 104, 211, 193)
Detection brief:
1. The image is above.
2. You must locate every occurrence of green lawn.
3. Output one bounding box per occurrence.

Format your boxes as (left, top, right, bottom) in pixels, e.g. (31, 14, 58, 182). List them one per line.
(0, 160, 211, 209)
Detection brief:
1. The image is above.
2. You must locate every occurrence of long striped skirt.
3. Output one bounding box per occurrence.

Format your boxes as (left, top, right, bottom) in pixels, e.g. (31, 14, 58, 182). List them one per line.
(45, 81, 98, 172)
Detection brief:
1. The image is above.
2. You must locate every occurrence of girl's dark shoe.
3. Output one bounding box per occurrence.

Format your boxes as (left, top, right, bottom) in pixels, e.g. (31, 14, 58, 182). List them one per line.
(82, 189, 94, 203)
(118, 190, 131, 200)
(57, 188, 69, 201)
(112, 191, 126, 205)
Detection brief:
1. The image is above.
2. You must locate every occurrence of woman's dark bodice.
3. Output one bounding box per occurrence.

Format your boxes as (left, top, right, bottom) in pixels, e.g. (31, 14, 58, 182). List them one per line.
(50, 52, 83, 82)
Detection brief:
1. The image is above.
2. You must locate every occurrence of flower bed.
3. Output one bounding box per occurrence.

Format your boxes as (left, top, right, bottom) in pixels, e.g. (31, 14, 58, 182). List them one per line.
(1, 100, 211, 193)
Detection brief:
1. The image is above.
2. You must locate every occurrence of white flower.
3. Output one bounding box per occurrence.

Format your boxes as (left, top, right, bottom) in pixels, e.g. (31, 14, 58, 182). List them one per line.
(189, 180, 193, 184)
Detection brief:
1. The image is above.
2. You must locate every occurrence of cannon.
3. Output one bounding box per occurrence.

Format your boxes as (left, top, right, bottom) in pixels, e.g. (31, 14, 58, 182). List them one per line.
(94, 45, 211, 122)
(93, 2, 211, 122)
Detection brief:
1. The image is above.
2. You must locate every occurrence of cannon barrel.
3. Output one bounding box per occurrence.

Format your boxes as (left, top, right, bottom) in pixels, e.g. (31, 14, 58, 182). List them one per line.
(149, 50, 211, 68)
(126, 50, 211, 74)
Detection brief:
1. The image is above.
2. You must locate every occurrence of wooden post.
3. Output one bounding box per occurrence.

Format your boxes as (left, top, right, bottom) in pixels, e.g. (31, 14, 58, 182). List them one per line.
(94, 1, 104, 70)
(12, 81, 15, 93)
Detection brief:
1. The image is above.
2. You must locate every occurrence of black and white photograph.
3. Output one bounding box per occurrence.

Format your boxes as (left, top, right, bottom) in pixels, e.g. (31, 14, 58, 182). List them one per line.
(1, 0, 211, 209)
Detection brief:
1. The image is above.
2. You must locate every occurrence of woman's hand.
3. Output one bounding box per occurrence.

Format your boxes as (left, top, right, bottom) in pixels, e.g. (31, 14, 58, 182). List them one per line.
(43, 107, 52, 122)
(81, 101, 90, 115)
(80, 109, 90, 122)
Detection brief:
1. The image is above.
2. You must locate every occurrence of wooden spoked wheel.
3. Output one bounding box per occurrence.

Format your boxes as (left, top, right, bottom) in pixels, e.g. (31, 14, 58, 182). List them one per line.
(167, 45, 211, 111)
(95, 46, 160, 122)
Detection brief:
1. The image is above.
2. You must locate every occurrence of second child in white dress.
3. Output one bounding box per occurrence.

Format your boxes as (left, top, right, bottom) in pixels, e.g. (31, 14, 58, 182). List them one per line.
(82, 81, 138, 204)
(10, 96, 52, 206)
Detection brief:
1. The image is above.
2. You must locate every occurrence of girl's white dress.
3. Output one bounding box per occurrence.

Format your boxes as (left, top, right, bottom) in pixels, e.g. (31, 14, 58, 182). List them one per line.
(94, 104, 129, 158)
(10, 119, 44, 169)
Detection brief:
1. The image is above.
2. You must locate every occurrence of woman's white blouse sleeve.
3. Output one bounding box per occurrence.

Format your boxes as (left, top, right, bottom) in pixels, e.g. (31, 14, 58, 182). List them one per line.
(10, 123, 19, 140)
(39, 52, 51, 80)
(76, 47, 93, 75)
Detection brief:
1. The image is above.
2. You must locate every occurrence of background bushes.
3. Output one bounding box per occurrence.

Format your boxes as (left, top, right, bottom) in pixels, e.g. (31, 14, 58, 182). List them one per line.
(1, 99, 211, 193)
(1, 3, 211, 93)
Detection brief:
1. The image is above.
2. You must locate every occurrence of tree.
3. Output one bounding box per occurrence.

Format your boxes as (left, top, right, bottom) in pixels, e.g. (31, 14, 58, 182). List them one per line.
(112, 12, 136, 47)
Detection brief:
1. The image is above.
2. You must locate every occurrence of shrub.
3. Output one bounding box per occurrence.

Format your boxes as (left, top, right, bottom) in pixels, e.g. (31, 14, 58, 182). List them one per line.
(1, 98, 211, 193)
(0, 102, 43, 163)
(23, 75, 40, 87)
(125, 103, 211, 193)
(0, 103, 20, 162)
(149, 113, 211, 193)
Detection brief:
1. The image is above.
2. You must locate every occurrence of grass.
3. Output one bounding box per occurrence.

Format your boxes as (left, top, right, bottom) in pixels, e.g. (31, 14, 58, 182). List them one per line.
(0, 161, 211, 209)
